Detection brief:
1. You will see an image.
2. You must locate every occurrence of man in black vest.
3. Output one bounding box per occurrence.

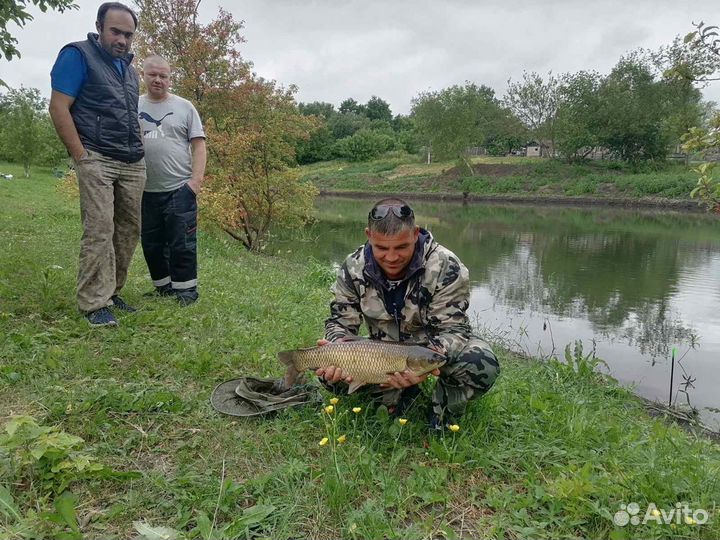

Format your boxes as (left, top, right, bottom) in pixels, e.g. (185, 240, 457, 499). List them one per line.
(49, 2, 146, 327)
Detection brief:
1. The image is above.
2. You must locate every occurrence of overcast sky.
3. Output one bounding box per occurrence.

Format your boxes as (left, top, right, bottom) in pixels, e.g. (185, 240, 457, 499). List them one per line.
(2, 0, 719, 114)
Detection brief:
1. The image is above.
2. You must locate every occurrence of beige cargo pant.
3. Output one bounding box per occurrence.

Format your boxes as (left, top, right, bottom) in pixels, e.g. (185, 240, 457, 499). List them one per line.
(75, 149, 146, 313)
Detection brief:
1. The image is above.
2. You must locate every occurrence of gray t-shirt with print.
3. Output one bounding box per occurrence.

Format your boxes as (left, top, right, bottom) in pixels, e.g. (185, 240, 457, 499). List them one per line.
(139, 94, 205, 192)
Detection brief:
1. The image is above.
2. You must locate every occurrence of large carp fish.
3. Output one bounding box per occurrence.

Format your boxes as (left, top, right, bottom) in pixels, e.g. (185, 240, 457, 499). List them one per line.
(278, 339, 446, 393)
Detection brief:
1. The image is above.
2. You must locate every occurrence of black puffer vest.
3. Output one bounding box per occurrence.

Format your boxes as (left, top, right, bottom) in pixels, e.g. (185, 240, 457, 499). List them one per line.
(61, 33, 144, 163)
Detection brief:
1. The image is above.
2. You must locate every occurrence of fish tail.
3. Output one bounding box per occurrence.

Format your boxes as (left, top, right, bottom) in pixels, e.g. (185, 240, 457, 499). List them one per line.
(278, 351, 300, 389)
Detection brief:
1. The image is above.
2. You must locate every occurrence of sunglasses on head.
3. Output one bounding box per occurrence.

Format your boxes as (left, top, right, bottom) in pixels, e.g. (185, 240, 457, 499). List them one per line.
(368, 204, 414, 220)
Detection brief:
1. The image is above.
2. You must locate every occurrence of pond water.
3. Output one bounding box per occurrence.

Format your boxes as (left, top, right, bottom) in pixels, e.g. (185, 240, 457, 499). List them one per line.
(274, 197, 720, 429)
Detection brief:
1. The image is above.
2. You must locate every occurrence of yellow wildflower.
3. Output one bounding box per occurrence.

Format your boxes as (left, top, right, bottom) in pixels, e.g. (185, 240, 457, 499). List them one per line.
(329, 397, 339, 405)
(319, 437, 329, 446)
(324, 405, 334, 414)
(398, 418, 408, 425)
(685, 517, 695, 525)
(352, 407, 362, 414)
(651, 509, 661, 517)
(448, 424, 460, 432)
(337, 435, 347, 444)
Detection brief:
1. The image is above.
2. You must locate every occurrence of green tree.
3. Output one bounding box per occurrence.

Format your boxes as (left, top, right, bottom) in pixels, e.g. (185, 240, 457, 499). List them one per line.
(1, 0, 77, 62)
(652, 35, 711, 150)
(328, 111, 369, 140)
(296, 102, 337, 163)
(134, 0, 250, 114)
(364, 96, 392, 122)
(412, 82, 504, 172)
(554, 71, 603, 160)
(392, 114, 421, 154)
(203, 81, 319, 250)
(298, 101, 336, 119)
(0, 87, 65, 176)
(339, 98, 365, 115)
(504, 71, 561, 156)
(296, 124, 335, 164)
(135, 0, 319, 248)
(484, 107, 527, 156)
(595, 55, 672, 163)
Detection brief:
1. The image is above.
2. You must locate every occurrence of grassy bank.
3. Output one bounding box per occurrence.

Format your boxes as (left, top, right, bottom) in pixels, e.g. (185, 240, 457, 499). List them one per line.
(1, 162, 719, 539)
(299, 153, 700, 203)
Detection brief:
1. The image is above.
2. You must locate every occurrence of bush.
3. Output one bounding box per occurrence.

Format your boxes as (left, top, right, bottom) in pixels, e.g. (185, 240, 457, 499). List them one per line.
(333, 129, 396, 162)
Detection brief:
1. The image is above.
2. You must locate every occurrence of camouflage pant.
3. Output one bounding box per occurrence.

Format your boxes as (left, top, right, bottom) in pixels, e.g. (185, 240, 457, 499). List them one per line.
(76, 150, 146, 312)
(323, 337, 499, 420)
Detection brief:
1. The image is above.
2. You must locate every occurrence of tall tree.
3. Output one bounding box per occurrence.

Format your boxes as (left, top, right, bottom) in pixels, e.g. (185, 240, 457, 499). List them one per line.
(298, 101, 336, 119)
(412, 82, 504, 172)
(133, 0, 250, 112)
(0, 87, 65, 176)
(202, 81, 319, 249)
(339, 98, 365, 115)
(652, 34, 713, 149)
(364, 96, 392, 122)
(134, 0, 319, 248)
(595, 55, 672, 163)
(484, 107, 527, 156)
(554, 71, 603, 160)
(504, 71, 561, 156)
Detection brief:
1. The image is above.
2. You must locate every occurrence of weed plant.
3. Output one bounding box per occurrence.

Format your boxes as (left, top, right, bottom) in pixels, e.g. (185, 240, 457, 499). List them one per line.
(1, 163, 718, 538)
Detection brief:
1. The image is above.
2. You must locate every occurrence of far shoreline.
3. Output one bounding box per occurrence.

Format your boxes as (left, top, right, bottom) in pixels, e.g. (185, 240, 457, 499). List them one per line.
(319, 189, 713, 213)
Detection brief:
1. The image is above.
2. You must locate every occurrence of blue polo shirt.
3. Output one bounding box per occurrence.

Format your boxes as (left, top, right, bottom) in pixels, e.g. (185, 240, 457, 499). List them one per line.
(50, 47, 124, 98)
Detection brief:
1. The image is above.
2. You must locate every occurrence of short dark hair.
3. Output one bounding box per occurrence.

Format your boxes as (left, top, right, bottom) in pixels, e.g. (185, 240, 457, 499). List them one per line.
(367, 197, 416, 235)
(97, 2, 138, 29)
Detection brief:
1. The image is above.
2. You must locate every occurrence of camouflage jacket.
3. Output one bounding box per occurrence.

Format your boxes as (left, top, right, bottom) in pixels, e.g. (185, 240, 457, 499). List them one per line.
(324, 229, 474, 355)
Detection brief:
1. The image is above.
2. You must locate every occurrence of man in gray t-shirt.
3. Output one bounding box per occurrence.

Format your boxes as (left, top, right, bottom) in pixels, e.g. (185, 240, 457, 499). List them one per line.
(139, 55, 206, 305)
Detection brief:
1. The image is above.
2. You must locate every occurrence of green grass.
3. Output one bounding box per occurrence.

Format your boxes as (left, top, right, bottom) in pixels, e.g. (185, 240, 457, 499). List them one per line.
(299, 152, 699, 201)
(1, 161, 719, 539)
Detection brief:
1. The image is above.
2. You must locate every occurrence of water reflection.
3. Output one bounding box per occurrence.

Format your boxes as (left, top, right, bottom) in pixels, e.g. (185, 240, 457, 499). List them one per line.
(273, 197, 720, 428)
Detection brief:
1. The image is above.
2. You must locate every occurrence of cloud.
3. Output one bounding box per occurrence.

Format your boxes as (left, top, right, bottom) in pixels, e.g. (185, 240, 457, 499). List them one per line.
(2, 0, 719, 113)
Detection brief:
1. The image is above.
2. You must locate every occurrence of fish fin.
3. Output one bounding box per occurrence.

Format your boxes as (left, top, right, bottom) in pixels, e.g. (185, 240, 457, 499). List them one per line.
(277, 351, 294, 366)
(278, 351, 300, 390)
(347, 380, 365, 394)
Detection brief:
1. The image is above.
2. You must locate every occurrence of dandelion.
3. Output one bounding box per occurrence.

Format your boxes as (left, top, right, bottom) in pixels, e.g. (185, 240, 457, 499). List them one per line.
(352, 407, 362, 414)
(319, 437, 329, 446)
(324, 405, 335, 414)
(448, 424, 460, 432)
(685, 517, 695, 525)
(651, 509, 661, 517)
(398, 418, 408, 425)
(329, 397, 339, 405)
(337, 434, 347, 444)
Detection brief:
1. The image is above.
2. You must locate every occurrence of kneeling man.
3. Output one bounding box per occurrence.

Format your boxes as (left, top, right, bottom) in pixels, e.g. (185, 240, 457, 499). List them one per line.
(318, 198, 500, 430)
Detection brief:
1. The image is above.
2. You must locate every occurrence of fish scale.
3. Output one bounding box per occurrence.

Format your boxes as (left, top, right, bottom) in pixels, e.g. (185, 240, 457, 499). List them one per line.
(278, 339, 446, 393)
